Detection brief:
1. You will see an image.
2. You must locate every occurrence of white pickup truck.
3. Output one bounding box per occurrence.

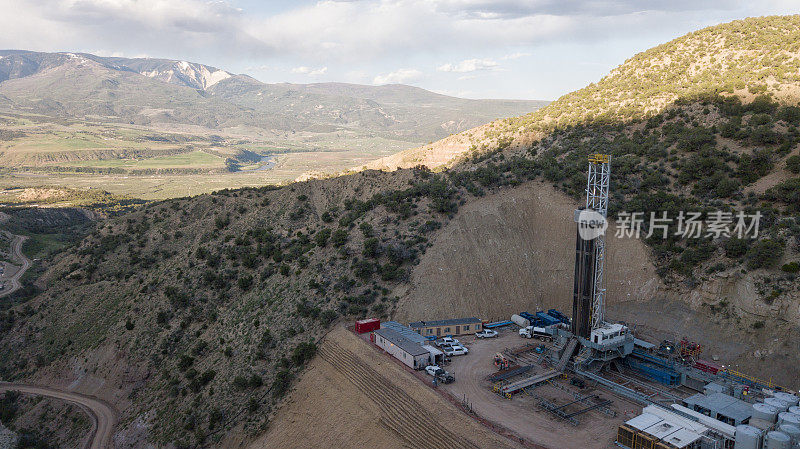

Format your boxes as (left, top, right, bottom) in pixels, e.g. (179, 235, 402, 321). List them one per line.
(425, 365, 455, 383)
(519, 326, 553, 341)
(475, 329, 498, 338)
(436, 337, 460, 347)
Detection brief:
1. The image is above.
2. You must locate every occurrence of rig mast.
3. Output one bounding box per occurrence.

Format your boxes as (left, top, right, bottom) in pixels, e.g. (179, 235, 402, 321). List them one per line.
(586, 154, 610, 331)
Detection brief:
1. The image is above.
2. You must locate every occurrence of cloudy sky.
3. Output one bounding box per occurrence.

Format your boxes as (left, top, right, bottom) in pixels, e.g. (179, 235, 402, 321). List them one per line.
(1, 1, 797, 99)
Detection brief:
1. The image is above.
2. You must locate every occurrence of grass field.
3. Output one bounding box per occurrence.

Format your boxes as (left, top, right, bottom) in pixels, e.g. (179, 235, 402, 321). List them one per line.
(60, 150, 224, 169)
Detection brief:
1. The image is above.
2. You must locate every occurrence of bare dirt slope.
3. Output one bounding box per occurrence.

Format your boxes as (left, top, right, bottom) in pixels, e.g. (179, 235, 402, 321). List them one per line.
(394, 181, 662, 323)
(249, 325, 522, 449)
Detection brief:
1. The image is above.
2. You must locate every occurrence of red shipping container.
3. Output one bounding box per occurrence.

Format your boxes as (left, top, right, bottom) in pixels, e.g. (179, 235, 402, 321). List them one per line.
(694, 359, 722, 375)
(355, 318, 380, 333)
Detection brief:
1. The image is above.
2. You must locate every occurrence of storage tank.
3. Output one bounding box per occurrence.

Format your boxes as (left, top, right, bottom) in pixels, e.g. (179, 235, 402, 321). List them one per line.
(773, 392, 800, 406)
(511, 314, 530, 328)
(767, 397, 791, 412)
(764, 431, 791, 449)
(778, 412, 800, 427)
(754, 403, 780, 423)
(735, 425, 762, 449)
(778, 424, 800, 444)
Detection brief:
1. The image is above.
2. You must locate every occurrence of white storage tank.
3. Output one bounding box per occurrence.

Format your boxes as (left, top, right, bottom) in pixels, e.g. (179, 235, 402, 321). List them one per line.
(754, 403, 780, 422)
(735, 425, 762, 449)
(773, 392, 800, 406)
(767, 397, 791, 412)
(778, 412, 800, 427)
(511, 314, 530, 328)
(764, 431, 791, 449)
(778, 424, 800, 443)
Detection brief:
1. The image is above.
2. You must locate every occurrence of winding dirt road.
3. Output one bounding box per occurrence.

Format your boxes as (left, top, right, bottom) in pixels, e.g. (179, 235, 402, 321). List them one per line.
(0, 233, 30, 298)
(0, 383, 118, 449)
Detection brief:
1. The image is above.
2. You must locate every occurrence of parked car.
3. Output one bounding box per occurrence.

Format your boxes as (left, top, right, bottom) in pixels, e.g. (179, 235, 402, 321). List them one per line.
(436, 337, 460, 347)
(443, 345, 468, 356)
(425, 365, 443, 376)
(475, 329, 498, 338)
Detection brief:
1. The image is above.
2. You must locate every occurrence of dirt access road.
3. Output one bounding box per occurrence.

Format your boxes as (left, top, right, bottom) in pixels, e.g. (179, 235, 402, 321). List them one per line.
(0, 233, 30, 298)
(0, 383, 118, 449)
(440, 328, 636, 449)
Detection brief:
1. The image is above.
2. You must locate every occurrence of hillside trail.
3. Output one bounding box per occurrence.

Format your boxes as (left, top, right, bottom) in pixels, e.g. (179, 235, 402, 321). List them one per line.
(0, 232, 30, 298)
(0, 383, 119, 449)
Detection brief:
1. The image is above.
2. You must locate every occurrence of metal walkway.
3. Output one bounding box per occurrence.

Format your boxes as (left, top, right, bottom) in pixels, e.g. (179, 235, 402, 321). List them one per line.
(500, 370, 560, 394)
(500, 338, 579, 395)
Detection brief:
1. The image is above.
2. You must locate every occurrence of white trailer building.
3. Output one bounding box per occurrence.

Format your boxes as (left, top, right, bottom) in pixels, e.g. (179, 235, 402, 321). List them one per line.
(373, 328, 432, 370)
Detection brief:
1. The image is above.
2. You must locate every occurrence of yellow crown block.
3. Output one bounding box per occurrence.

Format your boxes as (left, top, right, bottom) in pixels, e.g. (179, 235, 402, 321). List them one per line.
(589, 154, 610, 164)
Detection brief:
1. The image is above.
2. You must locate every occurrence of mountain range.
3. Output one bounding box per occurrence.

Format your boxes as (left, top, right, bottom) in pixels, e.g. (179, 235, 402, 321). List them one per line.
(0, 50, 546, 140)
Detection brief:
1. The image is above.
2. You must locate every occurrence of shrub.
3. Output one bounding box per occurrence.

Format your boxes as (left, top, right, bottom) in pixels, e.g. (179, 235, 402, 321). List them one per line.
(272, 370, 292, 399)
(362, 238, 380, 258)
(178, 355, 195, 372)
(379, 263, 405, 281)
(359, 222, 374, 237)
(764, 178, 800, 211)
(314, 228, 331, 247)
(353, 260, 374, 280)
(781, 261, 800, 273)
(779, 105, 800, 124)
(214, 216, 229, 230)
(786, 155, 800, 174)
(249, 374, 263, 388)
(331, 229, 348, 247)
(233, 375, 250, 390)
(724, 238, 749, 259)
(320, 309, 338, 326)
(737, 150, 773, 184)
(291, 341, 317, 366)
(208, 408, 225, 430)
(238, 274, 253, 291)
(247, 398, 259, 413)
(746, 239, 784, 269)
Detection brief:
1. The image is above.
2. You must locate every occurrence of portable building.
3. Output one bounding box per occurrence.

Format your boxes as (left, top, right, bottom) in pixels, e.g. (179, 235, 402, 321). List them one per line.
(373, 328, 431, 369)
(423, 344, 444, 365)
(683, 392, 753, 426)
(381, 321, 428, 344)
(408, 317, 482, 338)
(617, 409, 707, 449)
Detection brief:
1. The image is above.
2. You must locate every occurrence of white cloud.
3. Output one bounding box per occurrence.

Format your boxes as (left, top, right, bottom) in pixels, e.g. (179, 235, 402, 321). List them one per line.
(373, 68, 423, 85)
(292, 66, 327, 76)
(0, 0, 779, 65)
(437, 58, 498, 73)
(502, 52, 531, 60)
